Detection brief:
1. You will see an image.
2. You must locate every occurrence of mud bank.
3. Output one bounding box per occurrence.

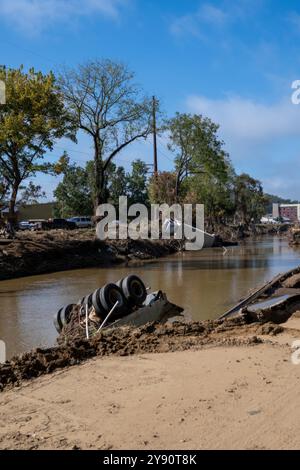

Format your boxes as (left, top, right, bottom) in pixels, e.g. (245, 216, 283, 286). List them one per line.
(0, 317, 284, 393)
(0, 230, 180, 281)
(215, 223, 289, 243)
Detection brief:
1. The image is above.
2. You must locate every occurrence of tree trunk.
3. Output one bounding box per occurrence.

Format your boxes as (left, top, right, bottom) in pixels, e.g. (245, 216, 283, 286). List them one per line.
(9, 182, 19, 223)
(94, 136, 106, 208)
(175, 172, 181, 202)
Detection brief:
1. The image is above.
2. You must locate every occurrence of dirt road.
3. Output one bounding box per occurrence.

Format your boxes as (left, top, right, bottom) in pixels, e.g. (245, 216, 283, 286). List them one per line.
(1, 329, 300, 450)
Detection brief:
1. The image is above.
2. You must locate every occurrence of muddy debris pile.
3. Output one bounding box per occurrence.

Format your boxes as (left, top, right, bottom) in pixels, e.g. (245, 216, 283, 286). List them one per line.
(0, 316, 279, 393)
(0, 230, 180, 281)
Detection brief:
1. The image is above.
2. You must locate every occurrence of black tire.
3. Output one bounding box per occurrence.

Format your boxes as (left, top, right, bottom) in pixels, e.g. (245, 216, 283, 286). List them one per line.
(116, 279, 123, 289)
(54, 308, 63, 333)
(77, 296, 85, 306)
(92, 288, 106, 318)
(83, 293, 93, 308)
(60, 304, 75, 326)
(121, 275, 147, 306)
(99, 283, 128, 318)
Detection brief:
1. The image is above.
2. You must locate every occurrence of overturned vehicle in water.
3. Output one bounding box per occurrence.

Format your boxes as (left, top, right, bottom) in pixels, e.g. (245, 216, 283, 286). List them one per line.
(54, 275, 184, 340)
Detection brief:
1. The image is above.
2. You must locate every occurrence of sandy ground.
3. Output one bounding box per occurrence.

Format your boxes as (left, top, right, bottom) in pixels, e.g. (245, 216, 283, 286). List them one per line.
(2, 321, 300, 450)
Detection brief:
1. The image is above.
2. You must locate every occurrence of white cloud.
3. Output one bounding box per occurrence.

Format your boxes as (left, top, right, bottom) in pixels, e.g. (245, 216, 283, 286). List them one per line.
(170, 2, 227, 38)
(200, 4, 228, 25)
(170, 14, 203, 39)
(186, 93, 300, 198)
(287, 11, 300, 32)
(186, 94, 300, 141)
(0, 0, 127, 33)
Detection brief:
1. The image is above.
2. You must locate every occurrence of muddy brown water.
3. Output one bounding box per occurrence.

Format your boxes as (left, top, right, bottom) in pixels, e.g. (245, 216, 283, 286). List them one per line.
(1, 236, 300, 359)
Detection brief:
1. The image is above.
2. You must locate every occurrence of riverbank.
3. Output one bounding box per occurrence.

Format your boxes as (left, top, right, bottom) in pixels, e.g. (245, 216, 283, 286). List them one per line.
(215, 222, 290, 243)
(0, 316, 286, 392)
(0, 225, 288, 282)
(0, 229, 181, 281)
(1, 316, 300, 450)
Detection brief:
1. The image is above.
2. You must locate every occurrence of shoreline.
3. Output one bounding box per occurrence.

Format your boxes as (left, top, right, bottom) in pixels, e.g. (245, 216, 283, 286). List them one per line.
(1, 318, 300, 449)
(0, 316, 283, 393)
(0, 229, 181, 282)
(0, 224, 287, 283)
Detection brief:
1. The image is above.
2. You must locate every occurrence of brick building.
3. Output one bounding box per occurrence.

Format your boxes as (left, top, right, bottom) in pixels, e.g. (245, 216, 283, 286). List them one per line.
(273, 203, 300, 222)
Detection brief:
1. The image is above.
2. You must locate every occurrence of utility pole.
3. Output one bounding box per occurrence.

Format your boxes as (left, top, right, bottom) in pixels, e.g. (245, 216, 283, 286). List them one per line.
(152, 96, 158, 175)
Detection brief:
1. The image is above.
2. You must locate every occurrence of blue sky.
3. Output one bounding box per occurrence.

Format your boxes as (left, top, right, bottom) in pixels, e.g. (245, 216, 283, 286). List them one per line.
(1, 0, 300, 200)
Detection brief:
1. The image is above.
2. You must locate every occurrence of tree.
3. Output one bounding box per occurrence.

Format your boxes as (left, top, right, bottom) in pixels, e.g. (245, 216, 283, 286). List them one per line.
(0, 66, 74, 220)
(167, 113, 231, 200)
(54, 157, 94, 217)
(234, 173, 267, 225)
(59, 60, 154, 208)
(19, 181, 46, 205)
(127, 159, 149, 205)
(148, 172, 177, 205)
(184, 172, 235, 230)
(107, 163, 127, 205)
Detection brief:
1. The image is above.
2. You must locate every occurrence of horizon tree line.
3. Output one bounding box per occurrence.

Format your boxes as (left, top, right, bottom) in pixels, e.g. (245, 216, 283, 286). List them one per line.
(0, 61, 268, 227)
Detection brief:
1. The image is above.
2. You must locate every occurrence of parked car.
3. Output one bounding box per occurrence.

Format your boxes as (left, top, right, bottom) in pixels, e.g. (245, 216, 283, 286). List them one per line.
(18, 220, 33, 231)
(260, 216, 278, 224)
(67, 216, 93, 228)
(281, 216, 292, 224)
(47, 218, 76, 230)
(28, 219, 48, 231)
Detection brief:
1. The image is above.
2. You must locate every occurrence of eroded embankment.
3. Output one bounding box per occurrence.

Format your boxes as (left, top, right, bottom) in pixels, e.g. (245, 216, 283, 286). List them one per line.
(0, 230, 180, 281)
(0, 317, 284, 392)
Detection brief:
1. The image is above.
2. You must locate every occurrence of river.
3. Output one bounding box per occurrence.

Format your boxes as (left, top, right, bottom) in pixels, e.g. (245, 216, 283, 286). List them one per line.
(1, 236, 300, 359)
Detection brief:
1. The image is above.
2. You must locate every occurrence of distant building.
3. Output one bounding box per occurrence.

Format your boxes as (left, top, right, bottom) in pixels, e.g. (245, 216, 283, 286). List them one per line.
(1, 202, 56, 222)
(273, 203, 300, 222)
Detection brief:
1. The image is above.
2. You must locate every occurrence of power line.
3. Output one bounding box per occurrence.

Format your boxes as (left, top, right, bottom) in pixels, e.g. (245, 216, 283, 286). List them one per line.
(143, 138, 174, 170)
(157, 135, 172, 154)
(45, 148, 140, 166)
(54, 145, 92, 157)
(1, 39, 59, 70)
(156, 144, 174, 164)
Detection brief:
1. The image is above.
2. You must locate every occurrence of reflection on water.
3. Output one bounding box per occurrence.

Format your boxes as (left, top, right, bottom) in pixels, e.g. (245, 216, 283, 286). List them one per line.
(0, 236, 300, 358)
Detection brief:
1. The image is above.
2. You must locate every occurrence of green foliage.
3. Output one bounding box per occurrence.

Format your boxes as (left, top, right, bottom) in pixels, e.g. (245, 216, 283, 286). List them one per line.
(126, 159, 149, 205)
(184, 173, 235, 229)
(54, 160, 94, 218)
(148, 172, 177, 205)
(54, 157, 149, 216)
(107, 163, 127, 205)
(167, 113, 231, 199)
(234, 173, 267, 224)
(19, 181, 46, 205)
(0, 63, 271, 229)
(164, 112, 237, 228)
(0, 66, 74, 218)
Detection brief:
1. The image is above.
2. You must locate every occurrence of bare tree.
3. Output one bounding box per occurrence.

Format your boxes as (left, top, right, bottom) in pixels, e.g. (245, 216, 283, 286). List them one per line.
(59, 60, 154, 206)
